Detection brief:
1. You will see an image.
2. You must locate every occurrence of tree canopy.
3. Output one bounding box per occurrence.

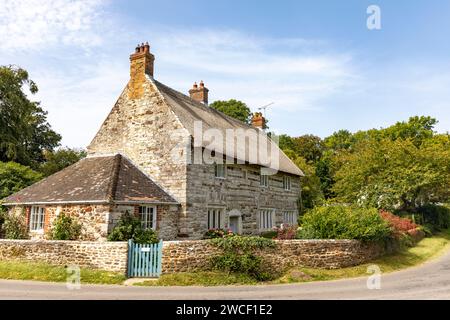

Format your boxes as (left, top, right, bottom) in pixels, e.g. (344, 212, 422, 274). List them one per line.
(0, 65, 61, 168)
(209, 99, 252, 124)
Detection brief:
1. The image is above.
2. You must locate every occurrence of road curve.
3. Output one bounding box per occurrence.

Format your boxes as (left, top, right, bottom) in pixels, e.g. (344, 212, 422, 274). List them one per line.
(1, 249, 450, 300)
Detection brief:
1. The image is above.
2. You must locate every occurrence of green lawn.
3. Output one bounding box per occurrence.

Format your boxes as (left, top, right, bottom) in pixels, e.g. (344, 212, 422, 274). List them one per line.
(0, 260, 126, 285)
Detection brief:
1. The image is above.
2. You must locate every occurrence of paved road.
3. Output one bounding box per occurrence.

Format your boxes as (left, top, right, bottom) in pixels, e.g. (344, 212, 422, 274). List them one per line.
(1, 249, 450, 300)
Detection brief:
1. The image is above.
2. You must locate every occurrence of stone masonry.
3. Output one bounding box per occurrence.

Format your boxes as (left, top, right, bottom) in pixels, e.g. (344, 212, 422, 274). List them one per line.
(0, 239, 128, 273)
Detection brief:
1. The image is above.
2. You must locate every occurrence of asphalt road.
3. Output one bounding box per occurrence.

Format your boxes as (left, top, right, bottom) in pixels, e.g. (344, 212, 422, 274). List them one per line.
(1, 249, 450, 300)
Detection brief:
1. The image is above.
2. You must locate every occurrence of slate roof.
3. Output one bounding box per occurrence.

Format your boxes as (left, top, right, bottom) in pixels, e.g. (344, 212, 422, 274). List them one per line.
(154, 80, 304, 176)
(2, 154, 178, 205)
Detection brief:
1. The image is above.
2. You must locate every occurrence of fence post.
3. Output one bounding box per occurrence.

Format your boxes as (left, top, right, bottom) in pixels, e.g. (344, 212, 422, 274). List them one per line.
(127, 239, 133, 278)
(157, 239, 163, 276)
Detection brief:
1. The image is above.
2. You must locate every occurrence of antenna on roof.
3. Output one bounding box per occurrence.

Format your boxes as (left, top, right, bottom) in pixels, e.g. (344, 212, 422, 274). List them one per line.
(257, 102, 274, 119)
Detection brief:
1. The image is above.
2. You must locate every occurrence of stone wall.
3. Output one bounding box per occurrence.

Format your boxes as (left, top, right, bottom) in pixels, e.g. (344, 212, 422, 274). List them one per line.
(0, 240, 128, 273)
(162, 239, 384, 273)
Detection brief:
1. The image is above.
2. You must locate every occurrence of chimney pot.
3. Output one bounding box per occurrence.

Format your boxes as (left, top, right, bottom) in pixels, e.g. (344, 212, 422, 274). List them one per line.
(189, 80, 209, 105)
(129, 41, 155, 98)
(251, 112, 266, 130)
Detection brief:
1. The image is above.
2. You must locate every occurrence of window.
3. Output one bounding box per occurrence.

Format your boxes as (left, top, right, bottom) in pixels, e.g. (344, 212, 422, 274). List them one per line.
(30, 206, 45, 231)
(283, 176, 291, 191)
(139, 206, 157, 230)
(215, 163, 226, 178)
(207, 208, 224, 229)
(259, 209, 275, 230)
(283, 211, 297, 225)
(242, 169, 248, 181)
(260, 174, 269, 187)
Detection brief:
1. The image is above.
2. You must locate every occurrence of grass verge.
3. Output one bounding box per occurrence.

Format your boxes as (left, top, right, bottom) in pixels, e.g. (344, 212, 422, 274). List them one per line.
(137, 229, 450, 287)
(0, 260, 126, 285)
(276, 229, 450, 284)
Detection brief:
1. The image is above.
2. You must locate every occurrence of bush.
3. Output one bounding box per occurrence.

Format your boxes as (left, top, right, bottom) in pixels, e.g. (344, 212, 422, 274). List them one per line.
(0, 209, 28, 239)
(209, 235, 276, 281)
(298, 205, 391, 242)
(203, 228, 234, 239)
(0, 162, 42, 199)
(380, 210, 418, 234)
(260, 230, 277, 239)
(416, 204, 450, 232)
(49, 212, 81, 240)
(274, 225, 297, 240)
(108, 211, 158, 244)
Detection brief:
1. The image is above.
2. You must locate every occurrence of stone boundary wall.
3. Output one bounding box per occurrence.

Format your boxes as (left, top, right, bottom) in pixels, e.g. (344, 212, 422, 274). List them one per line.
(162, 239, 385, 273)
(0, 240, 128, 273)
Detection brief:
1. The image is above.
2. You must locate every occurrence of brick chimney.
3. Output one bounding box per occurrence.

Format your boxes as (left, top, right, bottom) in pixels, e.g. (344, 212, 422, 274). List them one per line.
(251, 112, 266, 130)
(129, 42, 155, 99)
(189, 80, 209, 105)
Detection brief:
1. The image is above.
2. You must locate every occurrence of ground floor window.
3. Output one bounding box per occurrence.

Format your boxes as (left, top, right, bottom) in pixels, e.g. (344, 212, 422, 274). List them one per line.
(139, 206, 157, 230)
(207, 208, 224, 229)
(283, 211, 297, 225)
(30, 206, 45, 231)
(259, 209, 275, 230)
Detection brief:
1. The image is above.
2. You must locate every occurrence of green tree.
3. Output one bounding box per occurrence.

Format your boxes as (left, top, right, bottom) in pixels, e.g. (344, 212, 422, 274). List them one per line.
(332, 136, 450, 211)
(0, 65, 61, 167)
(0, 162, 42, 199)
(39, 148, 86, 177)
(49, 212, 82, 240)
(209, 99, 252, 124)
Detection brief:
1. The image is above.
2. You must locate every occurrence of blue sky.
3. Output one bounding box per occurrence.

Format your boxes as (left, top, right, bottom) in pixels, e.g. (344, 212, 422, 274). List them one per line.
(0, 0, 449, 148)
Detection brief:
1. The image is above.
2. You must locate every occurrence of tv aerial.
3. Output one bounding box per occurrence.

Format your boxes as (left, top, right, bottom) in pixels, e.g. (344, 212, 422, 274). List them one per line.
(257, 102, 274, 118)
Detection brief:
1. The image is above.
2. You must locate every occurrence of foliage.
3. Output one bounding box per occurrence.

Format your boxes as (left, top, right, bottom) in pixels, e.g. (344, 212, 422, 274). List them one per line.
(260, 230, 277, 239)
(415, 204, 450, 232)
(137, 271, 258, 286)
(203, 228, 234, 239)
(380, 210, 418, 234)
(39, 148, 86, 177)
(332, 136, 450, 211)
(0, 65, 61, 167)
(209, 99, 252, 124)
(107, 211, 158, 244)
(279, 134, 324, 163)
(0, 209, 28, 239)
(0, 161, 42, 199)
(298, 205, 391, 242)
(49, 212, 81, 240)
(209, 235, 276, 280)
(274, 224, 297, 240)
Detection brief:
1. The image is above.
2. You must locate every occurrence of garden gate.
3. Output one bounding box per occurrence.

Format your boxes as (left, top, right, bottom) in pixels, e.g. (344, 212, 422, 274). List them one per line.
(127, 240, 163, 278)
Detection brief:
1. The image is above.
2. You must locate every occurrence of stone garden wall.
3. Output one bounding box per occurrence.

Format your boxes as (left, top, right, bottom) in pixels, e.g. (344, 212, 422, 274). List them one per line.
(162, 239, 385, 273)
(0, 240, 128, 273)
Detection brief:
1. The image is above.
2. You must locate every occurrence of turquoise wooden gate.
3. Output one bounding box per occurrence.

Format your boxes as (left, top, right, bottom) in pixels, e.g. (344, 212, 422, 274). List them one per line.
(127, 240, 163, 278)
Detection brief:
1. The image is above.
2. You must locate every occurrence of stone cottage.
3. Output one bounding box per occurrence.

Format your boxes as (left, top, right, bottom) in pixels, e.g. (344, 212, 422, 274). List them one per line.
(2, 42, 304, 240)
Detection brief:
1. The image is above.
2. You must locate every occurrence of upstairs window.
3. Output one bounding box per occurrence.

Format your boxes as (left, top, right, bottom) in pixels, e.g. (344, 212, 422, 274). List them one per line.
(139, 206, 157, 230)
(215, 163, 226, 178)
(283, 176, 291, 191)
(207, 208, 224, 229)
(260, 174, 269, 187)
(30, 206, 45, 231)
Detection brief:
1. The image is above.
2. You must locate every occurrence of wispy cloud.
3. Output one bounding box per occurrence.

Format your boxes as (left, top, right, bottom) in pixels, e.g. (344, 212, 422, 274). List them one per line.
(0, 0, 107, 51)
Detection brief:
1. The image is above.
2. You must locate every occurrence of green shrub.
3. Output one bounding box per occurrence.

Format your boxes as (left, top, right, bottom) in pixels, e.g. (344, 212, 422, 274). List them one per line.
(108, 211, 158, 244)
(260, 230, 277, 239)
(0, 209, 28, 239)
(209, 235, 276, 281)
(49, 212, 81, 240)
(0, 162, 42, 199)
(297, 205, 391, 242)
(416, 205, 450, 232)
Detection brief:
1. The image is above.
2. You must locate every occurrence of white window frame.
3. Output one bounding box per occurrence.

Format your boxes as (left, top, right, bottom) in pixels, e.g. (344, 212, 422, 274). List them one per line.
(207, 207, 225, 230)
(258, 209, 275, 231)
(283, 211, 297, 225)
(214, 163, 226, 179)
(260, 174, 269, 187)
(139, 205, 157, 230)
(30, 206, 45, 231)
(283, 176, 291, 191)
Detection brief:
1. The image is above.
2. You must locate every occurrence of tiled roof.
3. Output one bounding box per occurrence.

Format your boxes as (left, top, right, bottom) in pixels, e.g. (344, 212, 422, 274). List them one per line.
(2, 154, 178, 205)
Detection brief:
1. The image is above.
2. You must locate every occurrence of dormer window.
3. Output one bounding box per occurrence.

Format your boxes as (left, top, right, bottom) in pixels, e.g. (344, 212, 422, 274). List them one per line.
(260, 174, 269, 187)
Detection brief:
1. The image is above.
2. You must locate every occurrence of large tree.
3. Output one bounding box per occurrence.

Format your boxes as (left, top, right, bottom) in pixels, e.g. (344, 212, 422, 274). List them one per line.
(209, 99, 252, 124)
(0, 65, 61, 168)
(39, 148, 87, 177)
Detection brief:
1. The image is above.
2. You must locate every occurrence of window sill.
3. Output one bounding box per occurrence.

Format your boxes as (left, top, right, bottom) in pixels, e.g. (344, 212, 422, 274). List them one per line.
(215, 177, 226, 180)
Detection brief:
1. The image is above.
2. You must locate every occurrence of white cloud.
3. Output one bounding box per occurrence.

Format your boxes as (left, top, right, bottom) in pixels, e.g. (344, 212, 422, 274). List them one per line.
(0, 0, 107, 51)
